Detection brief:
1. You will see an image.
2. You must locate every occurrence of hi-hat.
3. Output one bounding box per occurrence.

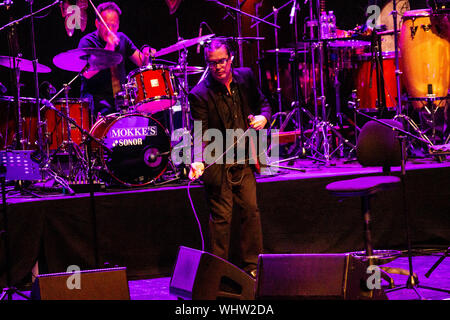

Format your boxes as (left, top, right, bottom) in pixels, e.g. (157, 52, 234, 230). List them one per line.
(0, 56, 51, 73)
(154, 34, 215, 57)
(53, 48, 123, 72)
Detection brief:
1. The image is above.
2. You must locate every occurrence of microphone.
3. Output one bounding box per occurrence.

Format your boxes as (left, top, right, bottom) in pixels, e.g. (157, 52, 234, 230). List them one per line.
(289, 0, 297, 25)
(197, 22, 204, 54)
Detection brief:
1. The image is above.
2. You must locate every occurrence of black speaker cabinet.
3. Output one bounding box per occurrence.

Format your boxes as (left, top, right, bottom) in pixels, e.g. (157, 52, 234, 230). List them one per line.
(169, 246, 256, 300)
(255, 253, 387, 300)
(31, 267, 130, 300)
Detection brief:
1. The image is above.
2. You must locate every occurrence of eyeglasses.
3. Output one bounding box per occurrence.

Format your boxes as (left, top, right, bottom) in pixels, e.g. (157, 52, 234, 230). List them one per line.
(206, 57, 229, 68)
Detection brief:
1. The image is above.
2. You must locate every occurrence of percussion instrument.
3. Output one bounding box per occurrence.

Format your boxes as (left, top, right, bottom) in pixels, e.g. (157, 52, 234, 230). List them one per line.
(53, 48, 123, 72)
(0, 56, 51, 73)
(89, 113, 170, 186)
(354, 51, 399, 111)
(154, 34, 215, 57)
(44, 98, 91, 150)
(400, 9, 450, 109)
(126, 64, 178, 114)
(0, 96, 39, 150)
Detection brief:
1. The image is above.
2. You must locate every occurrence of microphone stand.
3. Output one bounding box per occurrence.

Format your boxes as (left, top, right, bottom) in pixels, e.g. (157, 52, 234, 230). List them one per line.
(379, 0, 450, 299)
(27, 0, 45, 163)
(40, 62, 113, 268)
(354, 111, 450, 299)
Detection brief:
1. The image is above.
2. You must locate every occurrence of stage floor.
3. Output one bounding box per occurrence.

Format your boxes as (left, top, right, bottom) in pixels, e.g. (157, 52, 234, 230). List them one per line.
(8, 253, 450, 300)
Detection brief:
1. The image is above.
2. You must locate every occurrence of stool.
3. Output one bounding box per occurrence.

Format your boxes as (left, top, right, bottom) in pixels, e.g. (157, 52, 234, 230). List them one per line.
(326, 176, 402, 288)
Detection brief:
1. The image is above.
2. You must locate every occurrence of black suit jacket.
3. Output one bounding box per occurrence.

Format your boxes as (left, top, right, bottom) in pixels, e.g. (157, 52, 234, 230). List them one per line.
(188, 67, 272, 186)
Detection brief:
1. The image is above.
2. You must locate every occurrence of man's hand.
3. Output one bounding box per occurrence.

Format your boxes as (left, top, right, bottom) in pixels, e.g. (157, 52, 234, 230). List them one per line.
(248, 115, 267, 130)
(105, 31, 119, 51)
(142, 46, 156, 65)
(188, 162, 205, 180)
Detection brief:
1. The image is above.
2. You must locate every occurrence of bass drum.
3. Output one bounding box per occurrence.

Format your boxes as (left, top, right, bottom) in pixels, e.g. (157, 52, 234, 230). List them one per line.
(90, 113, 171, 187)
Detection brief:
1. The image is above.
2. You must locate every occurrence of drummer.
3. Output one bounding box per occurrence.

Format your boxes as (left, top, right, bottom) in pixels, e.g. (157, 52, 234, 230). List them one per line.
(78, 1, 155, 118)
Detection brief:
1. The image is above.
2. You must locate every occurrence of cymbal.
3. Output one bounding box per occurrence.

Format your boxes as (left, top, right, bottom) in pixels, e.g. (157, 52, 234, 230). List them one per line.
(154, 34, 215, 57)
(0, 56, 51, 73)
(53, 48, 123, 72)
(170, 65, 205, 75)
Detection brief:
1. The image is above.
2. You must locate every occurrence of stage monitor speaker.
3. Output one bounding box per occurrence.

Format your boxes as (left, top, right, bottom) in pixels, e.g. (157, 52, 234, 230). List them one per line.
(255, 253, 387, 300)
(31, 267, 130, 300)
(169, 246, 256, 300)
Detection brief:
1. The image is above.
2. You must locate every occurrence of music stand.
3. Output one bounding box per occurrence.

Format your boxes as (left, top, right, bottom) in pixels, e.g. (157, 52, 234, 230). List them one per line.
(0, 150, 42, 300)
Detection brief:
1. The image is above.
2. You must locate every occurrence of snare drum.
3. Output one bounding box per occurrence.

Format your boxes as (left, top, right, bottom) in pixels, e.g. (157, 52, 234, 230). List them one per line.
(354, 51, 399, 111)
(45, 98, 91, 150)
(400, 9, 450, 109)
(89, 113, 170, 186)
(127, 64, 178, 114)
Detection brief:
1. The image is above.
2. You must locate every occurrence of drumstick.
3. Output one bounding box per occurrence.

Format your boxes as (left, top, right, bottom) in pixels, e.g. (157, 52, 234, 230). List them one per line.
(88, 0, 112, 34)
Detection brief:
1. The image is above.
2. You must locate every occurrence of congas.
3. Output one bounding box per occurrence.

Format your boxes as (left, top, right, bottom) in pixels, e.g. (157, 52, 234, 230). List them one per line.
(127, 64, 178, 114)
(89, 113, 170, 186)
(0, 96, 39, 150)
(400, 9, 450, 109)
(45, 98, 91, 150)
(355, 51, 399, 111)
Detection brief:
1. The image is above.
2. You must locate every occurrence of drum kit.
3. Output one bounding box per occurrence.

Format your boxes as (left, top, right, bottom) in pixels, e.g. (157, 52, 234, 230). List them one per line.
(0, 33, 214, 190)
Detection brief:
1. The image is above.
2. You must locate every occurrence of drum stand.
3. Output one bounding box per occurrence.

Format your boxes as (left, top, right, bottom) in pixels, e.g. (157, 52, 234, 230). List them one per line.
(400, 96, 450, 147)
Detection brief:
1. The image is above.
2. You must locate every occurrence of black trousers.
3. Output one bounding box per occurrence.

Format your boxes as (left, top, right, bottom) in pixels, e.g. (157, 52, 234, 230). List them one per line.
(204, 164, 263, 270)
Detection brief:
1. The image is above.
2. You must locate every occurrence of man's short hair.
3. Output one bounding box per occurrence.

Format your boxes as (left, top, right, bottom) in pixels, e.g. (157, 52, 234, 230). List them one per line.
(97, 1, 122, 19)
(204, 38, 233, 59)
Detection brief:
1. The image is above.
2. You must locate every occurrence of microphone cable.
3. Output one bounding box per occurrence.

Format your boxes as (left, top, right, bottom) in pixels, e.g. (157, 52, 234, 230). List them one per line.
(186, 126, 253, 252)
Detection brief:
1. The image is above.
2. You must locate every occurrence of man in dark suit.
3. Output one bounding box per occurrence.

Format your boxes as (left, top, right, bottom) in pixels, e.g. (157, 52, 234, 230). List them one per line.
(188, 39, 272, 277)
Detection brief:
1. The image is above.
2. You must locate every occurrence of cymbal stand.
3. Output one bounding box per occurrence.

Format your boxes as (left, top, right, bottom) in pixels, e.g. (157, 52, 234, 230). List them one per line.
(37, 65, 95, 192)
(41, 62, 113, 267)
(28, 0, 46, 162)
(0, 0, 62, 149)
